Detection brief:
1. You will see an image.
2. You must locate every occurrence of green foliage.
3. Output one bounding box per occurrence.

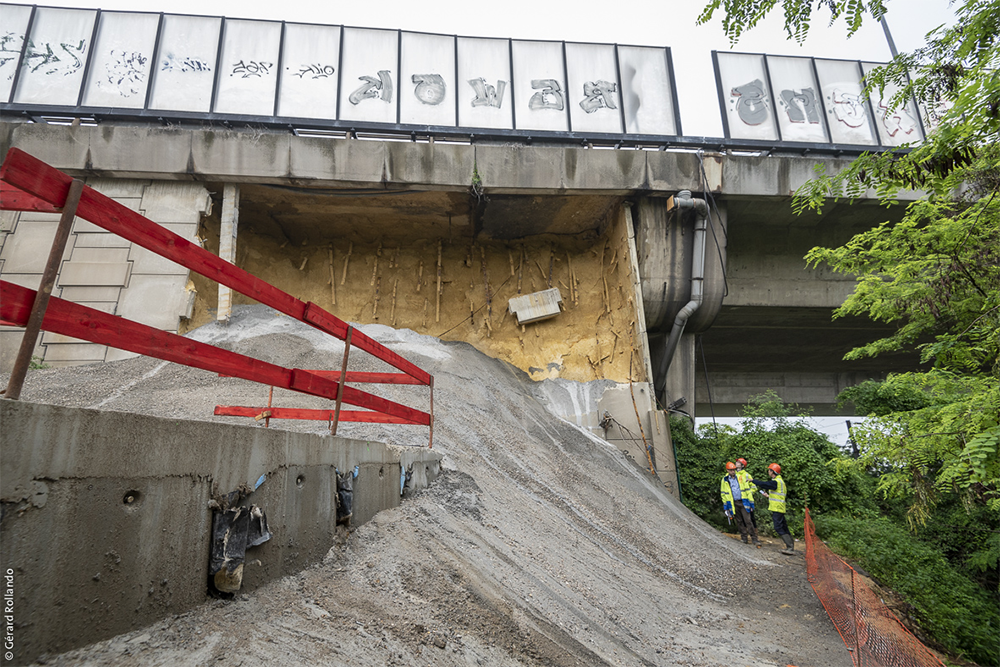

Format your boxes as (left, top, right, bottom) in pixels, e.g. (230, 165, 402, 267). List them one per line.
(674, 392, 877, 533)
(29, 355, 48, 370)
(671, 416, 730, 530)
(842, 372, 1000, 523)
(698, 0, 887, 44)
(815, 514, 1000, 664)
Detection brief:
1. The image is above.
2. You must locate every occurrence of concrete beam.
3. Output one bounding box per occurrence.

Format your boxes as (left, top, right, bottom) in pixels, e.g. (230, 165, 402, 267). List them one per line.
(2, 120, 894, 199)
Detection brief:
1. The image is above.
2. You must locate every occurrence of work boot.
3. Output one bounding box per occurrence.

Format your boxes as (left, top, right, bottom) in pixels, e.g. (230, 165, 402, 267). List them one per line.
(752, 538, 761, 548)
(781, 534, 795, 555)
(742, 535, 748, 544)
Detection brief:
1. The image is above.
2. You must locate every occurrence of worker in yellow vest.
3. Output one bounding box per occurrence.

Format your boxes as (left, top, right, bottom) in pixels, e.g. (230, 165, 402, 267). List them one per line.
(720, 462, 760, 547)
(751, 463, 794, 555)
(735, 457, 758, 530)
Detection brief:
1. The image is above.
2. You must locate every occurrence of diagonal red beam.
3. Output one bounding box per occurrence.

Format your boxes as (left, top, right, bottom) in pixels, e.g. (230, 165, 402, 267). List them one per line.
(0, 280, 430, 426)
(0, 148, 431, 386)
(0, 181, 62, 213)
(214, 405, 419, 424)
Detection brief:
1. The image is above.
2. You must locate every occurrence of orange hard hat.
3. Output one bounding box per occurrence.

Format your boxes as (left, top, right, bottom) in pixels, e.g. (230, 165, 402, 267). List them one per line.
(736, 458, 747, 467)
(725, 462, 737, 471)
(768, 463, 782, 475)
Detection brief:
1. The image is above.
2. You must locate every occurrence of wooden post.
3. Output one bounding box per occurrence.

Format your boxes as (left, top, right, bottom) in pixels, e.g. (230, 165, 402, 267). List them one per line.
(4, 179, 84, 400)
(331, 327, 353, 436)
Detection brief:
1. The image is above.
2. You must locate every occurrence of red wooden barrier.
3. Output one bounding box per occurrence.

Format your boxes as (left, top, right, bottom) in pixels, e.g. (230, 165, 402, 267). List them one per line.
(1, 149, 434, 438)
(214, 406, 417, 424)
(0, 280, 430, 426)
(0, 148, 431, 385)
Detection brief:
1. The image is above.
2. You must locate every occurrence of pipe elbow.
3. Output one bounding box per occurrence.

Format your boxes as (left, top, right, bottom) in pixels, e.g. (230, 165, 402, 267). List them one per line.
(669, 190, 709, 219)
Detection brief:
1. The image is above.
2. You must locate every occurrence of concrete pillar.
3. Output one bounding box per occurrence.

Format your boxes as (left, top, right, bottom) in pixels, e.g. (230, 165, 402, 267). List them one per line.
(217, 184, 240, 323)
(664, 332, 696, 414)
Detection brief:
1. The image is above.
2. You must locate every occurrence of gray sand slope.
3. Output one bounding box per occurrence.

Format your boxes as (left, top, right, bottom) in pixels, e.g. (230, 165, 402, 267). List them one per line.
(12, 306, 850, 666)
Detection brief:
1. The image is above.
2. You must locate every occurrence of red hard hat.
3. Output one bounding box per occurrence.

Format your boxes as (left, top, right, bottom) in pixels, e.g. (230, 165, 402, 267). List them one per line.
(736, 458, 747, 467)
(768, 463, 782, 475)
(725, 462, 737, 471)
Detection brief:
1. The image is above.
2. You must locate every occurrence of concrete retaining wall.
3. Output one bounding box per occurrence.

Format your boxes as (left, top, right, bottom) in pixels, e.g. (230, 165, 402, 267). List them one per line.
(0, 400, 441, 664)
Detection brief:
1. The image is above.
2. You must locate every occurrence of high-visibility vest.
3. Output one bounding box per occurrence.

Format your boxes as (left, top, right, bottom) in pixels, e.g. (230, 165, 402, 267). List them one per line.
(769, 475, 787, 514)
(720, 473, 754, 508)
(737, 470, 755, 503)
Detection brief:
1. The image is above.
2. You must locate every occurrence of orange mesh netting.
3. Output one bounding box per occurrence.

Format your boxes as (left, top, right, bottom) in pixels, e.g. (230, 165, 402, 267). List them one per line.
(804, 508, 945, 667)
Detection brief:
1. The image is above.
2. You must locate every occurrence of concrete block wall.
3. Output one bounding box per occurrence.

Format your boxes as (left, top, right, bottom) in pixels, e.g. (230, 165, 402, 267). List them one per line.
(0, 179, 210, 370)
(0, 400, 442, 664)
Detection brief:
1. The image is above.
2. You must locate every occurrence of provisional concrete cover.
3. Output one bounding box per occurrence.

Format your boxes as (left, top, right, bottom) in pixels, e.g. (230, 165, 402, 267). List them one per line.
(4, 305, 849, 666)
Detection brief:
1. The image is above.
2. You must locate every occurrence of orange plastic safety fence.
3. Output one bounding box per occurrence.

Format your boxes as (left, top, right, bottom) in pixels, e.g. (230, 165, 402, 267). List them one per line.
(804, 508, 944, 667)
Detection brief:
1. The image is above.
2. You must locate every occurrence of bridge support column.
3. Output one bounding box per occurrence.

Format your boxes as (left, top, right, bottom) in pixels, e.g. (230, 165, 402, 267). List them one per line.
(217, 184, 240, 323)
(664, 332, 696, 416)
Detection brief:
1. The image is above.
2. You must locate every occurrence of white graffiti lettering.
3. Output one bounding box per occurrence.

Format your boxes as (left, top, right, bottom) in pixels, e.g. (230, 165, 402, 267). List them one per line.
(579, 80, 617, 114)
(529, 79, 563, 111)
(468, 78, 506, 109)
(412, 73, 446, 105)
(831, 88, 868, 128)
(349, 70, 393, 105)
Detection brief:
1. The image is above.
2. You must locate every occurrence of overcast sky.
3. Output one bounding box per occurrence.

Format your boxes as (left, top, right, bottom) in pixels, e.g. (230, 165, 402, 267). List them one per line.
(10, 0, 957, 136)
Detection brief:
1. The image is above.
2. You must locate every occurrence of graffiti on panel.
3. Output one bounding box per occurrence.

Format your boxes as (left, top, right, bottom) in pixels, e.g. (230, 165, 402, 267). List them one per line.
(161, 53, 212, 73)
(730, 79, 768, 125)
(829, 88, 867, 128)
(231, 60, 273, 79)
(579, 80, 617, 113)
(1, 32, 25, 80)
(349, 70, 393, 104)
(468, 78, 506, 109)
(24, 39, 87, 76)
(412, 74, 445, 105)
(97, 50, 148, 97)
(779, 88, 820, 124)
(529, 79, 563, 111)
(290, 64, 335, 80)
(877, 101, 918, 137)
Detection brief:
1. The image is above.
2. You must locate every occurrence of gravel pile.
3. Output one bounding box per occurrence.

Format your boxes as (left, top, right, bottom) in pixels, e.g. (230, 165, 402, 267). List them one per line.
(11, 305, 851, 667)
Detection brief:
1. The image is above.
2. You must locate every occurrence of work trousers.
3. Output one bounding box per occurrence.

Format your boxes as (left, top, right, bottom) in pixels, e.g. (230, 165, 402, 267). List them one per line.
(771, 511, 790, 537)
(734, 499, 758, 541)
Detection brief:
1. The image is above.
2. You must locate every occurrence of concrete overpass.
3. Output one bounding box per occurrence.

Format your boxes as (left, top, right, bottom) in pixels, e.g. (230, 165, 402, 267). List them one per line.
(0, 119, 919, 417)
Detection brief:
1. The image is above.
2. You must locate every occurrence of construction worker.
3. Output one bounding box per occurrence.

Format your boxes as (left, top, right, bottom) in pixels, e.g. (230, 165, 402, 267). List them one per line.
(751, 463, 794, 555)
(720, 462, 760, 547)
(735, 457, 758, 530)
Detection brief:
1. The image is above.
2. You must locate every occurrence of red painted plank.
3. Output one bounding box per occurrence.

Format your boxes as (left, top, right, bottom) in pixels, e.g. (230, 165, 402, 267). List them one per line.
(289, 368, 429, 425)
(0, 280, 430, 425)
(1, 149, 432, 385)
(303, 371, 425, 385)
(0, 182, 61, 213)
(214, 405, 418, 424)
(303, 302, 430, 384)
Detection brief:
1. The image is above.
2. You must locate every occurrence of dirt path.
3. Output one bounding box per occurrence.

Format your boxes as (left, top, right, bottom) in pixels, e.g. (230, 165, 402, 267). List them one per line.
(17, 307, 853, 666)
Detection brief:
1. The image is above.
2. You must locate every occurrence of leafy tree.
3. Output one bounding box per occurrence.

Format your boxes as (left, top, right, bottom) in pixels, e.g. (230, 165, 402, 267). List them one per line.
(700, 0, 1000, 545)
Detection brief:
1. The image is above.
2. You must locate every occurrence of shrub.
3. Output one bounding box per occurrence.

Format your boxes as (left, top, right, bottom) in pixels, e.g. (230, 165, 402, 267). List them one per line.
(815, 514, 1000, 665)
